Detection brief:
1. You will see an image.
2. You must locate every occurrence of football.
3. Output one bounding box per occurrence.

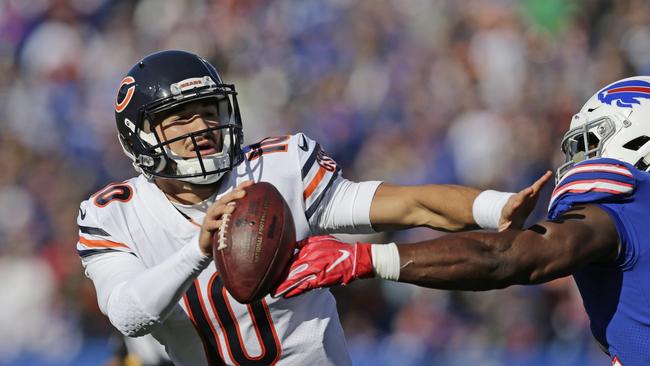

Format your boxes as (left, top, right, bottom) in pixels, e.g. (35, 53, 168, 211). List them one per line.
(213, 182, 296, 303)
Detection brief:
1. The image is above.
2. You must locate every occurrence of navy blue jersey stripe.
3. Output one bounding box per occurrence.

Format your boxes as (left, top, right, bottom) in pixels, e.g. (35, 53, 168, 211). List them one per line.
(78, 225, 111, 236)
(305, 167, 340, 220)
(301, 143, 320, 179)
(77, 248, 126, 258)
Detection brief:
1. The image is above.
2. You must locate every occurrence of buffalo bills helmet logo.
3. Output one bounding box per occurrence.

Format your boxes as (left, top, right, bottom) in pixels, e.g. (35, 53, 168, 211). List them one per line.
(115, 76, 136, 113)
(598, 79, 650, 108)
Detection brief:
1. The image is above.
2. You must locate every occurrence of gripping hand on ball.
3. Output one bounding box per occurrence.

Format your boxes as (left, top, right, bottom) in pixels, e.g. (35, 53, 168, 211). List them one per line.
(272, 235, 373, 298)
(199, 181, 253, 257)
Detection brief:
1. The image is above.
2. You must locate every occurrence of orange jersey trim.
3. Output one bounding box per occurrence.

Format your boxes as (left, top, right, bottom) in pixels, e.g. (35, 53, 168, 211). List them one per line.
(79, 236, 129, 249)
(303, 166, 327, 200)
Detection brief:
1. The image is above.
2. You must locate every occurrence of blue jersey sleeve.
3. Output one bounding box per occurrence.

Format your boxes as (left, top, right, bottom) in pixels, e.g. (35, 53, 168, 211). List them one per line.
(548, 158, 636, 220)
(548, 158, 645, 269)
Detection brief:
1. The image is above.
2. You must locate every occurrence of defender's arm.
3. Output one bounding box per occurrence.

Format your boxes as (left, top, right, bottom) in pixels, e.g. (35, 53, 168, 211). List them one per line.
(273, 205, 620, 298)
(398, 205, 620, 290)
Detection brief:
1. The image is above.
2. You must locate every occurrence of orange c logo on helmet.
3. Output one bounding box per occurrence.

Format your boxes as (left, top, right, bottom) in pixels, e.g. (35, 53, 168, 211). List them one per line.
(115, 76, 136, 113)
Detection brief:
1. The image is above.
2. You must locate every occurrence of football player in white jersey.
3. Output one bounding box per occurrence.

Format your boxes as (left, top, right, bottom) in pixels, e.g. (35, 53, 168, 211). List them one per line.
(77, 50, 549, 366)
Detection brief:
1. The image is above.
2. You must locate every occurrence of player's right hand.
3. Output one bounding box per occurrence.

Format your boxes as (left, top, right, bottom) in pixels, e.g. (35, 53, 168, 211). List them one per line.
(499, 171, 552, 231)
(198, 180, 253, 256)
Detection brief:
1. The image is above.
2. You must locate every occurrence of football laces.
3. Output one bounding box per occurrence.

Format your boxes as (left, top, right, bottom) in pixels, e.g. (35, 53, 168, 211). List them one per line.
(217, 212, 230, 250)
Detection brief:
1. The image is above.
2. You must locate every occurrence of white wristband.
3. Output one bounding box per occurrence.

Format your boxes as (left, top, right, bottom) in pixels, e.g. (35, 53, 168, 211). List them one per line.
(371, 243, 400, 281)
(472, 190, 515, 231)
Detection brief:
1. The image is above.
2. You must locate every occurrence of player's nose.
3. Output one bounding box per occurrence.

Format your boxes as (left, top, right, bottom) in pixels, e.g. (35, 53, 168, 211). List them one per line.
(181, 114, 207, 133)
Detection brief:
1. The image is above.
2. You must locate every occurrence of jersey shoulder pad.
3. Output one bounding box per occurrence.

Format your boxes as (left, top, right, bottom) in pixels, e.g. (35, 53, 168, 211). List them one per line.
(242, 135, 292, 161)
(289, 133, 342, 219)
(242, 133, 342, 219)
(77, 180, 137, 259)
(548, 158, 636, 220)
(288, 133, 339, 172)
(242, 133, 340, 178)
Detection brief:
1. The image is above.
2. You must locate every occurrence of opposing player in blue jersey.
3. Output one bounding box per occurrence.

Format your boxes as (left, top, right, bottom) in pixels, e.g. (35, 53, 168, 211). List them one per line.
(275, 76, 650, 366)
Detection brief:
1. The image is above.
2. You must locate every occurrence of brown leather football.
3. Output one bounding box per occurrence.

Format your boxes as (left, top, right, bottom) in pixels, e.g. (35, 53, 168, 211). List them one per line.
(213, 182, 296, 303)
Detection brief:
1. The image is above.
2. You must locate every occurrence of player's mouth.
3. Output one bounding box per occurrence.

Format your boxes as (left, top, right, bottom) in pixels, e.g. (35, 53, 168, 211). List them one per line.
(188, 137, 220, 157)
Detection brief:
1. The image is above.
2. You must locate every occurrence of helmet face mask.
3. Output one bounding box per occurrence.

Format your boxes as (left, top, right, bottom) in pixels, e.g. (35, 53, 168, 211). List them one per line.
(115, 50, 244, 185)
(557, 116, 617, 183)
(556, 76, 650, 183)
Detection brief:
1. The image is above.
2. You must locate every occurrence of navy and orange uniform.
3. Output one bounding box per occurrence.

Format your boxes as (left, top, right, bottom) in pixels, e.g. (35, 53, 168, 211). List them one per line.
(76, 133, 381, 366)
(548, 158, 650, 366)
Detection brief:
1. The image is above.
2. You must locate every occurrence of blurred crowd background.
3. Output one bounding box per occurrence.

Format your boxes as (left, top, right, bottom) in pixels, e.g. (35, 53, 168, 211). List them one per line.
(1, 0, 648, 365)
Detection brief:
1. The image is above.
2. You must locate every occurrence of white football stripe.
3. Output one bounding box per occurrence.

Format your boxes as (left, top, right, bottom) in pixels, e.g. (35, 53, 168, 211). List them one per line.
(562, 164, 631, 181)
(550, 180, 633, 207)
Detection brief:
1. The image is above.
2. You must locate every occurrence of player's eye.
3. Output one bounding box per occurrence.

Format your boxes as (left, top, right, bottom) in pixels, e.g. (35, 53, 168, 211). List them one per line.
(202, 111, 219, 120)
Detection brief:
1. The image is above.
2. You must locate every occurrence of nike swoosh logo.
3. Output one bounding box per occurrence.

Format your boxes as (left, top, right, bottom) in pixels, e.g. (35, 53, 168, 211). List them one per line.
(587, 106, 600, 112)
(298, 135, 309, 151)
(79, 208, 86, 220)
(287, 263, 309, 279)
(326, 250, 350, 273)
(273, 274, 317, 298)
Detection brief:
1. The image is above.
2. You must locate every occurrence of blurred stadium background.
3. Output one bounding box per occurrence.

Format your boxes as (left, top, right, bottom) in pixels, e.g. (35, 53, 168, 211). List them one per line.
(1, 0, 648, 365)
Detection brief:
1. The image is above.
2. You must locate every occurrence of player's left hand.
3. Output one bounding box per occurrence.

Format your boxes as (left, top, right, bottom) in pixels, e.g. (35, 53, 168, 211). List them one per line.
(272, 235, 373, 298)
(499, 171, 553, 231)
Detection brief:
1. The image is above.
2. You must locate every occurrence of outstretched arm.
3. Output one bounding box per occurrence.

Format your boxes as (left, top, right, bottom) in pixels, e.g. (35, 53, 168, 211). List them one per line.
(397, 205, 619, 290)
(274, 204, 619, 298)
(369, 171, 552, 232)
(369, 183, 481, 232)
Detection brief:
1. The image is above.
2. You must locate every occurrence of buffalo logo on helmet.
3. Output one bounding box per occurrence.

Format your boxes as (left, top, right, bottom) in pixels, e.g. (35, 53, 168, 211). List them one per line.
(598, 79, 650, 108)
(115, 76, 136, 113)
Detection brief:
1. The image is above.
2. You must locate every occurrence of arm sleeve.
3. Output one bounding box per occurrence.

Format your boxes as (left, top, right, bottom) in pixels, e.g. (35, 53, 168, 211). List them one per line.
(82, 234, 211, 337)
(309, 177, 382, 234)
(292, 133, 382, 234)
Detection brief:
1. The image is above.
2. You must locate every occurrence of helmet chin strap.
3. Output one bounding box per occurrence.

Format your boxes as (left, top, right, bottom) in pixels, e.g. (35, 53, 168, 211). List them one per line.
(180, 171, 224, 185)
(163, 145, 230, 185)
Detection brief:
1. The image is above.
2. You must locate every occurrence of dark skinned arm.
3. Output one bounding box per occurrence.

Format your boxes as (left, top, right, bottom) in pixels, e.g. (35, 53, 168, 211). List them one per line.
(397, 205, 621, 291)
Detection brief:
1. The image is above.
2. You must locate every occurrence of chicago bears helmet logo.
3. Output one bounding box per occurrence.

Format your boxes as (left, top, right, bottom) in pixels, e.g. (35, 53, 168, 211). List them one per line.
(598, 79, 650, 108)
(115, 76, 136, 113)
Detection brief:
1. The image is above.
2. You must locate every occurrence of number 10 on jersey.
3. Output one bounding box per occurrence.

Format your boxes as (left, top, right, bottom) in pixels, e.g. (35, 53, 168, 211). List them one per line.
(183, 273, 281, 366)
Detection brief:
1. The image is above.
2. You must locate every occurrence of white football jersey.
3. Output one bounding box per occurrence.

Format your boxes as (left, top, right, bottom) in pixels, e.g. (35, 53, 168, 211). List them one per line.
(77, 133, 381, 366)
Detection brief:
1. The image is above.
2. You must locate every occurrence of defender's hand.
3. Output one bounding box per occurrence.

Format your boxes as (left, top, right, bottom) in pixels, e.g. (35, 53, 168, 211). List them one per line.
(272, 235, 373, 298)
(198, 181, 253, 256)
(499, 171, 552, 231)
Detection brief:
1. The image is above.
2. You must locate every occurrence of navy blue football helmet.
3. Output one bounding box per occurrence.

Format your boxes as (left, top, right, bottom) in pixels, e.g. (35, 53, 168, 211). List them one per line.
(115, 50, 243, 184)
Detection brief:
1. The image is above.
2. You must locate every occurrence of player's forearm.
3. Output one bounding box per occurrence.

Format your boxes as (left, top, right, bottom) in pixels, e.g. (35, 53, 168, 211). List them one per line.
(371, 184, 480, 232)
(410, 184, 481, 231)
(390, 209, 620, 290)
(103, 242, 211, 336)
(371, 184, 515, 233)
(393, 231, 528, 290)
